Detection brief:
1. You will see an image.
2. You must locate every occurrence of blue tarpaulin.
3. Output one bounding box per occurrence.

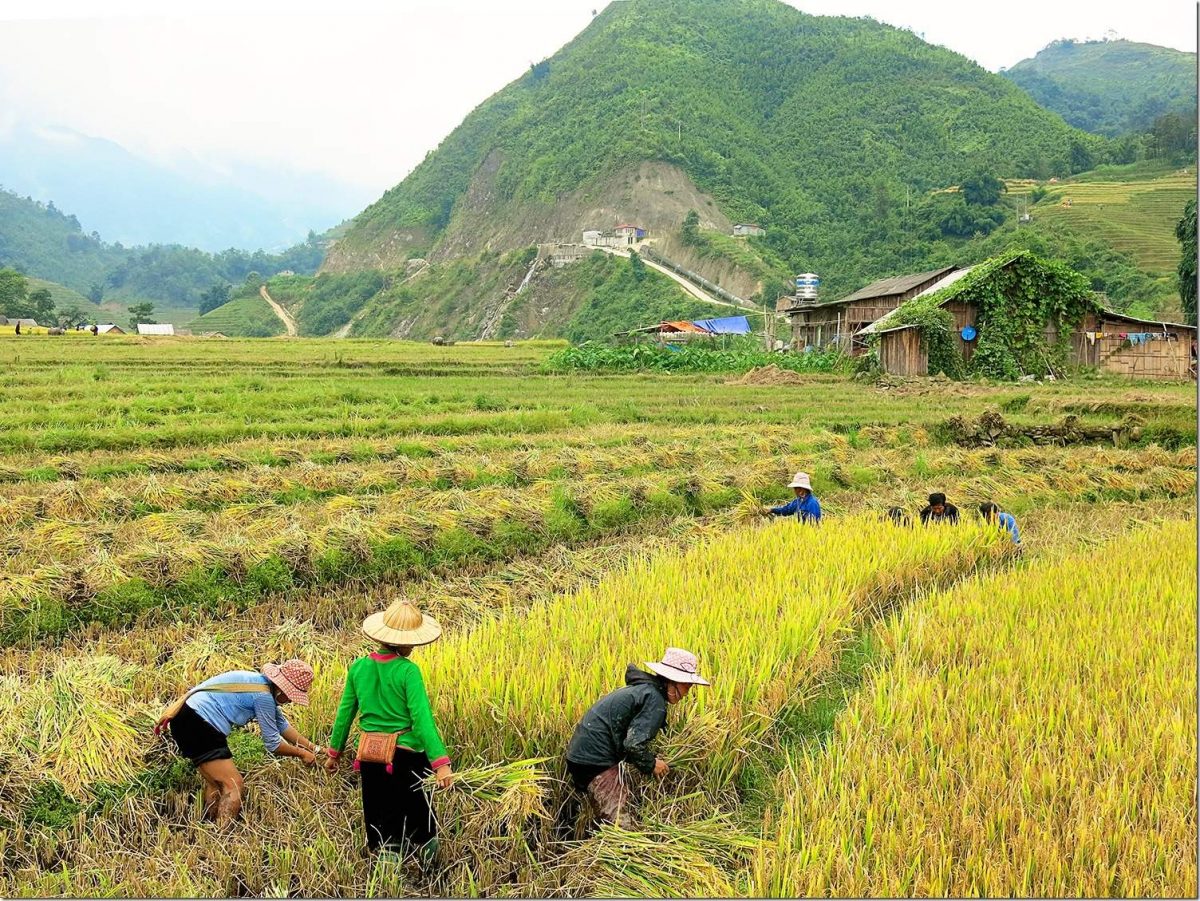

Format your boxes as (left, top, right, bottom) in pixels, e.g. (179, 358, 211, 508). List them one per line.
(691, 315, 751, 335)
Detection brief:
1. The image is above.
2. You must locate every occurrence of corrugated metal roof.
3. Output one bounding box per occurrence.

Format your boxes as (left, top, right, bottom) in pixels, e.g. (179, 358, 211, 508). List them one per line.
(835, 266, 958, 305)
(137, 323, 175, 335)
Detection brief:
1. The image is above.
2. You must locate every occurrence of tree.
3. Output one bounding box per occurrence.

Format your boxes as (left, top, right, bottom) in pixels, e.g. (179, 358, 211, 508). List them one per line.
(681, 209, 700, 246)
(960, 171, 1005, 206)
(244, 271, 263, 289)
(0, 268, 28, 316)
(199, 282, 232, 316)
(87, 281, 105, 303)
(1176, 198, 1196, 326)
(28, 288, 55, 323)
(629, 250, 646, 282)
(128, 302, 156, 329)
(57, 306, 84, 329)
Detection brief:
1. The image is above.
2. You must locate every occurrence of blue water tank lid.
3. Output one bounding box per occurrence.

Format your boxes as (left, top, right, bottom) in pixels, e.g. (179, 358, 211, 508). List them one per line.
(961, 325, 977, 341)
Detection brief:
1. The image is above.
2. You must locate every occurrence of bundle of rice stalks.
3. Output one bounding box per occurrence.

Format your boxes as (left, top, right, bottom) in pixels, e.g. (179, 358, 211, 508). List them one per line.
(38, 482, 110, 521)
(119, 542, 187, 589)
(30, 655, 144, 794)
(28, 521, 89, 562)
(131, 451, 183, 473)
(271, 447, 305, 465)
(547, 815, 758, 898)
(213, 450, 248, 470)
(137, 510, 206, 543)
(45, 456, 84, 481)
(131, 475, 188, 511)
(81, 547, 130, 594)
(0, 493, 39, 529)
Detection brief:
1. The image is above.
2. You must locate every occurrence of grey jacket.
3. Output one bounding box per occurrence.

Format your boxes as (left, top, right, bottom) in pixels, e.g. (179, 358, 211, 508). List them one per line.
(566, 665, 668, 775)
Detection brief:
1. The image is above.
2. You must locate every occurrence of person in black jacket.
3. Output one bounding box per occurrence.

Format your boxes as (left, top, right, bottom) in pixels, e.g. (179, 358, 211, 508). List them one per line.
(555, 648, 709, 839)
(919, 492, 959, 525)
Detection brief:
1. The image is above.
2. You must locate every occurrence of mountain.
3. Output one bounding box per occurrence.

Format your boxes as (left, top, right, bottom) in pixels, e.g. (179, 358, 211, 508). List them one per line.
(0, 186, 329, 312)
(1002, 40, 1197, 138)
(318, 0, 1123, 340)
(0, 123, 370, 252)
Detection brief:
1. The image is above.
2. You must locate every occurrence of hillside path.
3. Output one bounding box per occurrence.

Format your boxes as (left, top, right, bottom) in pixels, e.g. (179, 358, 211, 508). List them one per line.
(595, 246, 748, 312)
(260, 285, 298, 337)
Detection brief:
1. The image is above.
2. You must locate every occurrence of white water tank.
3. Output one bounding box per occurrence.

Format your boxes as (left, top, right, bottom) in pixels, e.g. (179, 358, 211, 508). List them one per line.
(795, 273, 820, 302)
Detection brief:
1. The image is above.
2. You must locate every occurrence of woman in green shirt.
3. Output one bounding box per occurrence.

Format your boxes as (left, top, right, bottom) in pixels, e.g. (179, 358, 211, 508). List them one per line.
(325, 600, 453, 859)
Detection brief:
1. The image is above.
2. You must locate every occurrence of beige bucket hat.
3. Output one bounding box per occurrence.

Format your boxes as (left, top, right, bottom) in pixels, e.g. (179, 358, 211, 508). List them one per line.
(363, 600, 442, 647)
(788, 471, 813, 490)
(645, 647, 710, 685)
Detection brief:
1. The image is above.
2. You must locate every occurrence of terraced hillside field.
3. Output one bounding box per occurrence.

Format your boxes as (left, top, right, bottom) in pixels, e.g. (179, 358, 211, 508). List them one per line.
(1009, 167, 1196, 277)
(0, 336, 1194, 898)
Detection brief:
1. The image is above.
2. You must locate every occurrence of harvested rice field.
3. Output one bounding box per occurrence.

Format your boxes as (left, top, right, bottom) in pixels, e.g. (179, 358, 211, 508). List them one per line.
(0, 337, 1195, 897)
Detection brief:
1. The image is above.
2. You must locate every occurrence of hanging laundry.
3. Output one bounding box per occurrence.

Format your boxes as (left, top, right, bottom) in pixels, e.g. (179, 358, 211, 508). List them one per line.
(1085, 331, 1097, 346)
(1128, 333, 1151, 346)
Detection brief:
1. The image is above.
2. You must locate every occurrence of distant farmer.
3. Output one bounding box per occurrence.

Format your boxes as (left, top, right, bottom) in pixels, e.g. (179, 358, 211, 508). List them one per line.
(762, 471, 822, 523)
(156, 659, 319, 827)
(90, 324, 98, 336)
(326, 601, 452, 867)
(555, 647, 709, 840)
(13, 321, 19, 335)
(979, 502, 1021, 546)
(919, 492, 959, 525)
(884, 506, 911, 526)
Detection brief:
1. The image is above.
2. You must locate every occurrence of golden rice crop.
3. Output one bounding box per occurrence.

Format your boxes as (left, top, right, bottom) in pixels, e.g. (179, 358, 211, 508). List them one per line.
(758, 519, 1196, 897)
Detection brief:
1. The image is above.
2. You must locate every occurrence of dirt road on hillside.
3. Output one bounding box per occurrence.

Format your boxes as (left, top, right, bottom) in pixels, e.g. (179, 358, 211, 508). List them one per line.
(260, 285, 298, 337)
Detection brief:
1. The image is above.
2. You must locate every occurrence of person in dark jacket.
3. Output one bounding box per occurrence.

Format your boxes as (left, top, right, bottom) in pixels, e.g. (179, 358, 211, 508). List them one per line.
(555, 647, 709, 839)
(762, 471, 821, 523)
(919, 492, 959, 525)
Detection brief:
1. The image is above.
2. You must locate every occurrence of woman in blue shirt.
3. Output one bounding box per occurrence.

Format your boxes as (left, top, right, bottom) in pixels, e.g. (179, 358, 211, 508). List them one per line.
(763, 471, 822, 523)
(979, 502, 1021, 546)
(160, 659, 321, 826)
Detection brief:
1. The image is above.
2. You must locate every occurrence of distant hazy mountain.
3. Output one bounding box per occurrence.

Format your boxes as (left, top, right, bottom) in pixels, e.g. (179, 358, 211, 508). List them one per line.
(1003, 40, 1197, 137)
(0, 122, 372, 252)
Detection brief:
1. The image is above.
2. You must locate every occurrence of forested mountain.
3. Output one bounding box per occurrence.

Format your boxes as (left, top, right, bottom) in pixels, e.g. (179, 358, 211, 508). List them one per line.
(0, 187, 329, 308)
(330, 0, 1102, 290)
(1003, 40, 1196, 139)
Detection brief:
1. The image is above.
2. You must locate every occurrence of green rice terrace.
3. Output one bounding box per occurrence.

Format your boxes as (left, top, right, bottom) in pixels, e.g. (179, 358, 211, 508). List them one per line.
(0, 336, 1194, 897)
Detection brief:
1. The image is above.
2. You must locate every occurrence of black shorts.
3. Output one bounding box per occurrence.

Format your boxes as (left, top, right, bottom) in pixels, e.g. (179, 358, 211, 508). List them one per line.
(169, 703, 232, 765)
(566, 759, 609, 792)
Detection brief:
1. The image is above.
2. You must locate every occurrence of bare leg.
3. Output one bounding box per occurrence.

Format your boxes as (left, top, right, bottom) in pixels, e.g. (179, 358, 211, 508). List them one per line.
(197, 758, 245, 828)
(200, 774, 221, 821)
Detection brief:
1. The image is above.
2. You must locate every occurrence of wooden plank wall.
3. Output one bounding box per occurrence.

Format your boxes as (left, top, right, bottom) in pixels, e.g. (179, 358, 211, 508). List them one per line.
(879, 328, 927, 376)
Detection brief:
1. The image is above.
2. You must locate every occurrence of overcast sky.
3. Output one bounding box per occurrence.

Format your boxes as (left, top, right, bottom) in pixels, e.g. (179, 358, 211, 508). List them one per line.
(0, 0, 1194, 195)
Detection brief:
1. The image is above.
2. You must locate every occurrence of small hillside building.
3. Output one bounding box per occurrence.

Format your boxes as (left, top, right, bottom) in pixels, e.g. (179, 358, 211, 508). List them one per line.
(582, 229, 624, 249)
(785, 266, 959, 354)
(733, 223, 766, 237)
(613, 224, 647, 244)
(137, 323, 175, 336)
(95, 324, 125, 335)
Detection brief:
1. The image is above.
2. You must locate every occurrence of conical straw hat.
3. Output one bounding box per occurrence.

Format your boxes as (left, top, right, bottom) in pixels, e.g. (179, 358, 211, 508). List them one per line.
(362, 600, 442, 647)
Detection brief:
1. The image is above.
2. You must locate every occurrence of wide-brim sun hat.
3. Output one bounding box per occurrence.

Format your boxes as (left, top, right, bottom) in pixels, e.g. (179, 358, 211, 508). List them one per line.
(645, 647, 710, 686)
(363, 600, 442, 647)
(788, 471, 812, 490)
(263, 658, 313, 706)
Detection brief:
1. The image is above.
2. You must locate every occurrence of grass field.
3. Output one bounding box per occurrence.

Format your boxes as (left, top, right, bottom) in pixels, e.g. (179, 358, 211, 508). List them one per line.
(0, 336, 1194, 897)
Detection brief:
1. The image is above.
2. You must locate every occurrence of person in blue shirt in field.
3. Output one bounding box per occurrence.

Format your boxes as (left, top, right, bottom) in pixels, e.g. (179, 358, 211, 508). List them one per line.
(979, 501, 1020, 546)
(763, 471, 822, 523)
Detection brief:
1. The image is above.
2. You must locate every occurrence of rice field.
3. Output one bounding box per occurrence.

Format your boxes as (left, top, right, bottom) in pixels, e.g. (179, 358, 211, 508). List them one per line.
(0, 336, 1195, 897)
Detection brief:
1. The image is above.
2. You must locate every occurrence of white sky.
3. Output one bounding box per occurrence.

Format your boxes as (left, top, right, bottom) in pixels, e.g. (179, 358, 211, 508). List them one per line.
(0, 0, 1195, 193)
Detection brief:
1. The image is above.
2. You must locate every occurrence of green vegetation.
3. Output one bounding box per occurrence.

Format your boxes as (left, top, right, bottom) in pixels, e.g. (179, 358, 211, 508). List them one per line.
(1176, 199, 1196, 326)
(1002, 39, 1196, 138)
(185, 294, 285, 337)
(0, 188, 327, 309)
(334, 0, 1107, 304)
(679, 217, 793, 302)
(543, 339, 843, 373)
(296, 271, 386, 336)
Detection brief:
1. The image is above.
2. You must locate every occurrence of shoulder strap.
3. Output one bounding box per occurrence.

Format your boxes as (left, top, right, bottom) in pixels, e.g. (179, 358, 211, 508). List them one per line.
(154, 681, 270, 735)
